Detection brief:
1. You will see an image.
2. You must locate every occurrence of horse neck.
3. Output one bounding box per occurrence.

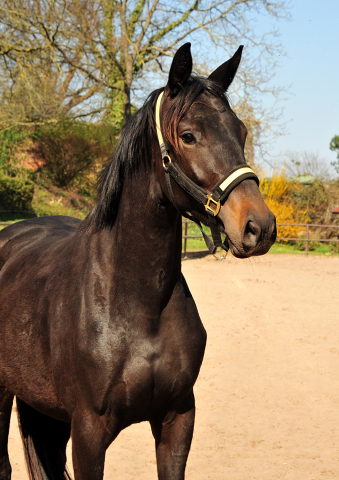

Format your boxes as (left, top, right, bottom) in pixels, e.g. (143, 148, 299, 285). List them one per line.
(118, 167, 181, 263)
(87, 157, 183, 303)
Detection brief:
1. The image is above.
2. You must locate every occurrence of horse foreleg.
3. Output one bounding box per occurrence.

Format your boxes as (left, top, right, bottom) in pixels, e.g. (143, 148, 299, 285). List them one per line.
(0, 389, 13, 480)
(151, 391, 195, 480)
(71, 409, 118, 480)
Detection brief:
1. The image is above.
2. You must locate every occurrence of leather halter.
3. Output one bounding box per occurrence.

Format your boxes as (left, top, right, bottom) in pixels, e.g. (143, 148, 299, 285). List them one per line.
(155, 91, 259, 254)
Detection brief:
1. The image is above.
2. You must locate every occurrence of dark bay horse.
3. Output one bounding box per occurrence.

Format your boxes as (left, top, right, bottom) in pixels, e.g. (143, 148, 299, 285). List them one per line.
(0, 44, 276, 480)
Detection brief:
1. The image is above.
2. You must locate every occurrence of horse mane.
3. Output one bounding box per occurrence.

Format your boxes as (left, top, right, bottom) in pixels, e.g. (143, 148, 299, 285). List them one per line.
(79, 76, 227, 234)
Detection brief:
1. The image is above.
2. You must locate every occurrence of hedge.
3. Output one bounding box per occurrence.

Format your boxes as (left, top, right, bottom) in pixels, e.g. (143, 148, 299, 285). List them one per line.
(0, 173, 34, 210)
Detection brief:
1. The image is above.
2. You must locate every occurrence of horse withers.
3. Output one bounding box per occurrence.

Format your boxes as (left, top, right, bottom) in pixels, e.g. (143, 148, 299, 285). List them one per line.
(0, 44, 276, 480)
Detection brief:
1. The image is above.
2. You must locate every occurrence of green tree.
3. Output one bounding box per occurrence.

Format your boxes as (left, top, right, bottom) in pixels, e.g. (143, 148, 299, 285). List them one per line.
(330, 135, 339, 174)
(31, 121, 113, 188)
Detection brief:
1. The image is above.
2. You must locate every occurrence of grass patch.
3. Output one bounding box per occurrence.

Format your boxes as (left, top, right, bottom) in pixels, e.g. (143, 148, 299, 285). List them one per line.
(31, 188, 89, 219)
(182, 221, 212, 252)
(271, 241, 339, 255)
(268, 243, 304, 254)
(0, 178, 94, 230)
(182, 237, 207, 251)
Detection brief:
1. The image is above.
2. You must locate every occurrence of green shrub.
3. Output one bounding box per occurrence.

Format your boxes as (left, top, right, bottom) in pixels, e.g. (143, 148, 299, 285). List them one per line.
(31, 120, 116, 188)
(292, 180, 330, 224)
(293, 239, 322, 252)
(0, 172, 34, 210)
(328, 241, 339, 254)
(308, 241, 322, 251)
(0, 128, 30, 169)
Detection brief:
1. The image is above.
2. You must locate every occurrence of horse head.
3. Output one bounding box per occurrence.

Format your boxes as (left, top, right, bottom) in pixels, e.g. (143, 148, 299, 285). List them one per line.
(156, 43, 276, 258)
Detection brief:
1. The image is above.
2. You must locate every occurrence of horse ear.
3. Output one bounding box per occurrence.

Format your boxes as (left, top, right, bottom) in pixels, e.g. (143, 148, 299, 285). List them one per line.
(208, 46, 243, 92)
(167, 43, 192, 97)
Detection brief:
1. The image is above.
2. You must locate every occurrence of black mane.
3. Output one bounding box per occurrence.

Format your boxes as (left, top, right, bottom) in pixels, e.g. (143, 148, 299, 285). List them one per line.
(80, 76, 226, 234)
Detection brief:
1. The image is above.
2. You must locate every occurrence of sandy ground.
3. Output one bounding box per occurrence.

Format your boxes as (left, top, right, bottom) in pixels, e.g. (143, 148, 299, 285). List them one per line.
(7, 253, 339, 479)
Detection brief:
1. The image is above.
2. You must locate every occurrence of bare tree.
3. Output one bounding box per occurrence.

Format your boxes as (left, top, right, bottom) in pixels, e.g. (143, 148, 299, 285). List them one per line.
(282, 151, 331, 181)
(0, 0, 102, 128)
(0, 0, 289, 132)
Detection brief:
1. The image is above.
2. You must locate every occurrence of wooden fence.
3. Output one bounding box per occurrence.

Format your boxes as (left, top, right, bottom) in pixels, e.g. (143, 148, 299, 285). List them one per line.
(182, 220, 339, 256)
(2, 219, 339, 256)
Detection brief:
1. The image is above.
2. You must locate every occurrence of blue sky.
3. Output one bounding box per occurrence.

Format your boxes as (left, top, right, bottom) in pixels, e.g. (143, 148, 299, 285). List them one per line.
(255, 0, 339, 174)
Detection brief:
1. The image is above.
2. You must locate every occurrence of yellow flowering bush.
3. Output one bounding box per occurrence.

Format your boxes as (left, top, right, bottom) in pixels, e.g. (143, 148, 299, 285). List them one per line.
(260, 171, 309, 240)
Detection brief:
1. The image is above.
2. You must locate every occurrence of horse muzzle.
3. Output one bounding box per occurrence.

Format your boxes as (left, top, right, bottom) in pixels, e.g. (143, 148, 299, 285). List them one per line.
(218, 183, 277, 258)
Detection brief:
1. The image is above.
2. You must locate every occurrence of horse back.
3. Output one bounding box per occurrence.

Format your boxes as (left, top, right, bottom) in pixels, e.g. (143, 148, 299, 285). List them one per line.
(0, 216, 80, 267)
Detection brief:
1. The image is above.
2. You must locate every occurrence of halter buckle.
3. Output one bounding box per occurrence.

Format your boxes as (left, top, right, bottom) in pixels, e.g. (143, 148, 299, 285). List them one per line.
(205, 195, 221, 216)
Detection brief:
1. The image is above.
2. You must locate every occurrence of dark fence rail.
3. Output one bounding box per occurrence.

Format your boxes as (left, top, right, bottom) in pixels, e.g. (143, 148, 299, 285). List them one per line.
(275, 223, 339, 255)
(2, 219, 339, 256)
(182, 220, 339, 256)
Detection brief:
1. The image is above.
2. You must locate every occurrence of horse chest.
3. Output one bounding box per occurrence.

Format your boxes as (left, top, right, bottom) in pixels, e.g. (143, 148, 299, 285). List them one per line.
(107, 316, 206, 422)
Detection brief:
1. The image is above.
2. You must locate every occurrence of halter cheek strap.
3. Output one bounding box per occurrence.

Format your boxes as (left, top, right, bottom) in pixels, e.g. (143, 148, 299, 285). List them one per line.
(155, 91, 259, 254)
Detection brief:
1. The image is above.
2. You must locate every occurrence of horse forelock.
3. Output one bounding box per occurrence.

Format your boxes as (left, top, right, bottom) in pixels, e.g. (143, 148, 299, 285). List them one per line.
(163, 76, 228, 153)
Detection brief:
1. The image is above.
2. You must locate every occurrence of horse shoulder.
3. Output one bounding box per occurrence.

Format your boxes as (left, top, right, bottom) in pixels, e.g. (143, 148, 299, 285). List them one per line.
(149, 275, 206, 407)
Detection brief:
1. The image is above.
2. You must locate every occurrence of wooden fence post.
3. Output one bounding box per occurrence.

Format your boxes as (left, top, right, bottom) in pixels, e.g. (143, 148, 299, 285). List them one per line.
(305, 224, 309, 256)
(184, 221, 188, 256)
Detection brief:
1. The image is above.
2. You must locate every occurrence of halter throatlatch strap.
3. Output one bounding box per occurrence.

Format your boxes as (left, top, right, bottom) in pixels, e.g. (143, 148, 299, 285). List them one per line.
(155, 91, 259, 255)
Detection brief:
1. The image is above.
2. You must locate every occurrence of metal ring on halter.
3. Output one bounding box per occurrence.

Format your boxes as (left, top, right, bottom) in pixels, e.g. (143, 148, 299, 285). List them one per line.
(213, 250, 228, 261)
(162, 154, 172, 170)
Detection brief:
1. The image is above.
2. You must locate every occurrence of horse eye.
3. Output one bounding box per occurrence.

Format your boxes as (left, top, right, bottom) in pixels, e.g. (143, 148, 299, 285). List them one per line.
(181, 133, 195, 144)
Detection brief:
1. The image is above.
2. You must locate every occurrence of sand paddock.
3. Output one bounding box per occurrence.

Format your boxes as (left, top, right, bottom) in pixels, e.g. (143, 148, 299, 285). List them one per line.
(7, 253, 339, 479)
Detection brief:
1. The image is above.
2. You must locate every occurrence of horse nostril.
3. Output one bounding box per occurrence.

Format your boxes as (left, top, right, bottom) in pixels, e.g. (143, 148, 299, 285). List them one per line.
(246, 220, 257, 236)
(243, 219, 260, 248)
